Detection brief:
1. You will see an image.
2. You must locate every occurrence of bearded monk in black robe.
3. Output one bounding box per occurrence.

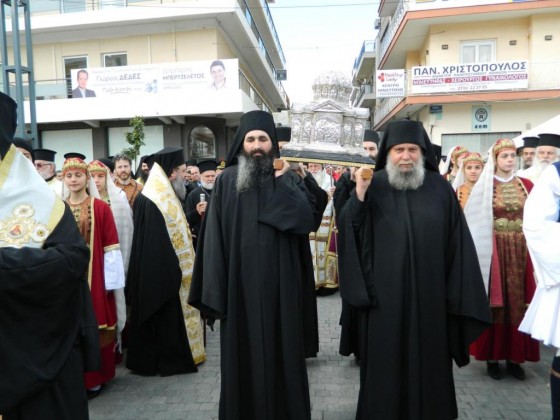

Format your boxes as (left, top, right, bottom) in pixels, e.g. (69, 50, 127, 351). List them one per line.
(190, 110, 325, 420)
(338, 120, 492, 420)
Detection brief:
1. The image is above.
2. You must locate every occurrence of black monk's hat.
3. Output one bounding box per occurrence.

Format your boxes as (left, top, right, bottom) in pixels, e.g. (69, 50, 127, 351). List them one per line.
(153, 147, 184, 177)
(0, 92, 17, 159)
(198, 159, 218, 174)
(375, 120, 439, 172)
(363, 129, 380, 145)
(34, 148, 57, 162)
(135, 154, 148, 175)
(12, 137, 34, 161)
(64, 152, 86, 160)
(537, 133, 560, 148)
(99, 157, 114, 172)
(523, 136, 539, 148)
(226, 110, 278, 166)
(276, 126, 292, 143)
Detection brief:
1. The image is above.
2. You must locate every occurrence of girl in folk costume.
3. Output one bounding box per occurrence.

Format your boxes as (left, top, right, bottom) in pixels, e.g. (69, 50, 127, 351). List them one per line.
(441, 145, 469, 183)
(452, 152, 484, 208)
(88, 160, 133, 362)
(62, 158, 125, 397)
(464, 139, 539, 380)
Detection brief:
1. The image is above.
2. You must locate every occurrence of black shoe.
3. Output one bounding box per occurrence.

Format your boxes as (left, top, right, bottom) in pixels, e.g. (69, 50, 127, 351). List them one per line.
(87, 386, 103, 400)
(487, 361, 502, 380)
(506, 361, 526, 380)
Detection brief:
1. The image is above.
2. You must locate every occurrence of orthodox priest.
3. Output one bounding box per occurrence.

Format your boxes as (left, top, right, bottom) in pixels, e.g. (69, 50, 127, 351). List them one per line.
(185, 159, 217, 250)
(0, 92, 98, 419)
(34, 148, 65, 199)
(338, 120, 491, 420)
(190, 110, 325, 419)
(126, 147, 205, 376)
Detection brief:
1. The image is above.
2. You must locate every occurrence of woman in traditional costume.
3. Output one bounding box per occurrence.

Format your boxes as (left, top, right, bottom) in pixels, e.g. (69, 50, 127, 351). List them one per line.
(453, 152, 484, 208)
(464, 138, 539, 380)
(88, 160, 133, 363)
(441, 145, 469, 183)
(62, 158, 125, 397)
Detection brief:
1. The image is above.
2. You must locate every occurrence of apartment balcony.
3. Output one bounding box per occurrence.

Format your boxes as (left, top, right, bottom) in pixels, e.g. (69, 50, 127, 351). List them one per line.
(373, 59, 560, 129)
(352, 40, 376, 86)
(10, 68, 272, 127)
(3, 0, 288, 110)
(377, 0, 560, 70)
(353, 83, 376, 109)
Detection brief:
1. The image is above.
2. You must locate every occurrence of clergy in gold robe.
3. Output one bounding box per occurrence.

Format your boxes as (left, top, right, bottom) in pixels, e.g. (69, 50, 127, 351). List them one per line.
(126, 147, 205, 376)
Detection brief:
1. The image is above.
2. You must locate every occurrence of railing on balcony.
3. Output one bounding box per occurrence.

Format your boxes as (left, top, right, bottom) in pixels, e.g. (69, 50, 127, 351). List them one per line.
(239, 70, 270, 113)
(379, 0, 406, 66)
(237, 0, 286, 91)
(353, 40, 376, 73)
(354, 83, 375, 107)
(259, 0, 286, 66)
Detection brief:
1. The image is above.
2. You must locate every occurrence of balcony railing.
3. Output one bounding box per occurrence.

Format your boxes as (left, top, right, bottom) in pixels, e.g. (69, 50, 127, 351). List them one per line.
(259, 0, 286, 66)
(353, 83, 374, 107)
(378, 0, 406, 66)
(353, 40, 376, 73)
(237, 1, 284, 80)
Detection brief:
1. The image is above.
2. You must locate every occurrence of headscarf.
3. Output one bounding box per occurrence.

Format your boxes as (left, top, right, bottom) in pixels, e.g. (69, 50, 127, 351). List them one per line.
(464, 138, 515, 294)
(374, 120, 439, 172)
(226, 110, 278, 166)
(451, 152, 484, 191)
(62, 157, 88, 175)
(440, 145, 469, 176)
(0, 92, 18, 159)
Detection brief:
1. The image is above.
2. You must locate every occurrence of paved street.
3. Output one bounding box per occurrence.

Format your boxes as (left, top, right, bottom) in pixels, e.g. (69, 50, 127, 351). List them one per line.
(90, 292, 554, 419)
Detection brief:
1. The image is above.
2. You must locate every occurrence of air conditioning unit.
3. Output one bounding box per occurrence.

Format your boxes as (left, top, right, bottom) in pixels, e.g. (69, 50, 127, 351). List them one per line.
(374, 19, 381, 30)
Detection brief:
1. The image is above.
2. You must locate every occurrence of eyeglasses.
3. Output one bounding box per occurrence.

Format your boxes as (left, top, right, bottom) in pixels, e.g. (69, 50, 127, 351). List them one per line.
(35, 162, 54, 169)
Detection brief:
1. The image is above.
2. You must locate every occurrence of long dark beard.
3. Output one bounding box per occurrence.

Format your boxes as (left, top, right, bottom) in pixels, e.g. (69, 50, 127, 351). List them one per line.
(171, 177, 187, 201)
(386, 154, 425, 191)
(236, 150, 275, 193)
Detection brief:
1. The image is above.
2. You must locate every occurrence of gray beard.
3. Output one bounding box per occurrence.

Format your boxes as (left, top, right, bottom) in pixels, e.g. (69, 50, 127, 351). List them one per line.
(201, 181, 214, 190)
(172, 177, 186, 201)
(311, 170, 324, 185)
(386, 155, 426, 191)
(236, 153, 274, 193)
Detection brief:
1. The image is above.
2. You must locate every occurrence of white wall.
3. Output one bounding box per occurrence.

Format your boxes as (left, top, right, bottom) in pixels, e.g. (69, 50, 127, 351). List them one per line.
(108, 125, 164, 161)
(42, 129, 93, 169)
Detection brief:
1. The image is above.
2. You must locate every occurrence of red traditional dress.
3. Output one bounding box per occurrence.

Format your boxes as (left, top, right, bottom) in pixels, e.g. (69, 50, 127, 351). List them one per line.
(470, 176, 540, 363)
(67, 196, 121, 388)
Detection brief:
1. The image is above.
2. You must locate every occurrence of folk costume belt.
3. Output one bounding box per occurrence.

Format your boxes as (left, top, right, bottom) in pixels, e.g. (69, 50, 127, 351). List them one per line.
(493, 218, 522, 233)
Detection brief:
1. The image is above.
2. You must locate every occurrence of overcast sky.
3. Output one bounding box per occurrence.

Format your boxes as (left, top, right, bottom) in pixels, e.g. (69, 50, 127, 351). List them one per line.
(269, 1, 378, 104)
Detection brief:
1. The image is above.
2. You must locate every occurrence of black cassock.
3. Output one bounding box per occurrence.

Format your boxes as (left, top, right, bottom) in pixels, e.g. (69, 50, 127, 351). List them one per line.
(0, 207, 98, 420)
(338, 170, 491, 420)
(125, 194, 197, 376)
(185, 185, 212, 250)
(189, 167, 324, 420)
(333, 171, 363, 359)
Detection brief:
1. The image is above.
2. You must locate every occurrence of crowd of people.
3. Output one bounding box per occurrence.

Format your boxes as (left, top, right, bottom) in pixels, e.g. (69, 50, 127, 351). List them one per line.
(1, 88, 560, 420)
